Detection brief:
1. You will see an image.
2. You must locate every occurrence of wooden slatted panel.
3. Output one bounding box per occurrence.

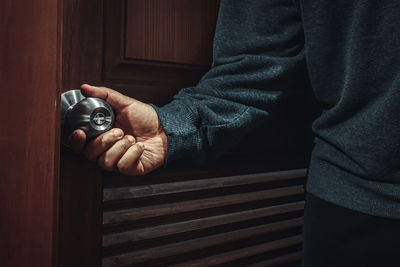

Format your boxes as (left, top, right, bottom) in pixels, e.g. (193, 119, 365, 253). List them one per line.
(174, 236, 303, 267)
(104, 169, 306, 201)
(102, 169, 306, 266)
(104, 186, 303, 224)
(251, 251, 303, 267)
(103, 221, 302, 266)
(103, 202, 304, 247)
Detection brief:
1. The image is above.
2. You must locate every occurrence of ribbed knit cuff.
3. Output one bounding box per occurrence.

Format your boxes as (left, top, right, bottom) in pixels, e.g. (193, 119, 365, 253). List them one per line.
(150, 102, 203, 165)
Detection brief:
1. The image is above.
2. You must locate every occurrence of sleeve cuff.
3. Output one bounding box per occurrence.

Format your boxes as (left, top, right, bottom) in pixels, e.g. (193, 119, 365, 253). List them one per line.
(150, 102, 204, 165)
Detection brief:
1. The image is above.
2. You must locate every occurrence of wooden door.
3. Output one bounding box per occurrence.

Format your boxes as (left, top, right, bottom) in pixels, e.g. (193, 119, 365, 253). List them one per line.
(0, 1, 61, 267)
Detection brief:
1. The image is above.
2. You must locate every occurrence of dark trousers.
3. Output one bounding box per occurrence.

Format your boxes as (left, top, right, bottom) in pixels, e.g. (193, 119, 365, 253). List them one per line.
(301, 193, 400, 267)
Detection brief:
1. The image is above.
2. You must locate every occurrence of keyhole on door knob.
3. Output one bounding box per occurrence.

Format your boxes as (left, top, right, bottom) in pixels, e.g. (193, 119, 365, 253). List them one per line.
(93, 112, 106, 125)
(61, 90, 115, 146)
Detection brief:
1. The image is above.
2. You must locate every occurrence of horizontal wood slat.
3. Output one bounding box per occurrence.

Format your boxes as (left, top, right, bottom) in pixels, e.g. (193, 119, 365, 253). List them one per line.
(175, 236, 302, 267)
(103, 185, 304, 224)
(103, 169, 307, 201)
(102, 169, 307, 266)
(251, 251, 303, 267)
(103, 202, 304, 247)
(102, 218, 303, 266)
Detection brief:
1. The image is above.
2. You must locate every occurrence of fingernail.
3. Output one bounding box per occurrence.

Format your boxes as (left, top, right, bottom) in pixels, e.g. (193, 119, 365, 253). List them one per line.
(126, 135, 135, 143)
(113, 129, 123, 137)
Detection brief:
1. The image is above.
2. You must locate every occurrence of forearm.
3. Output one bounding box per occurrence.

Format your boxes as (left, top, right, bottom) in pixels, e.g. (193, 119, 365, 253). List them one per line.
(153, 0, 306, 165)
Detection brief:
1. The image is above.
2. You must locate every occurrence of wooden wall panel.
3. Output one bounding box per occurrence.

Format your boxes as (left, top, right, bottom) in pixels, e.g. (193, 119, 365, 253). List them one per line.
(125, 0, 219, 65)
(0, 0, 60, 266)
(102, 169, 306, 266)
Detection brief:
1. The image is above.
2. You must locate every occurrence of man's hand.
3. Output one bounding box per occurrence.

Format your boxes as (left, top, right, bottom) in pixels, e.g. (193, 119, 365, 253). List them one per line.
(68, 84, 167, 175)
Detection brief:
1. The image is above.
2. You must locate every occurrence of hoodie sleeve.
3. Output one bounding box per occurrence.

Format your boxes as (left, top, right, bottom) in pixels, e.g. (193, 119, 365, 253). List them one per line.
(151, 0, 306, 165)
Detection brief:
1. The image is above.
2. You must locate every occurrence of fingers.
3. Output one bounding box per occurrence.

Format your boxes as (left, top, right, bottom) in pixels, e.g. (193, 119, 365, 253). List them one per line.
(96, 137, 145, 175)
(117, 143, 145, 176)
(70, 123, 146, 175)
(83, 128, 124, 161)
(80, 84, 133, 110)
(97, 135, 136, 171)
(68, 129, 86, 153)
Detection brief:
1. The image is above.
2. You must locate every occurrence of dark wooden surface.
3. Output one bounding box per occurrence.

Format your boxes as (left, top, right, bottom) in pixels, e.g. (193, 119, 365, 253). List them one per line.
(125, 0, 218, 65)
(61, 0, 104, 89)
(103, 0, 219, 106)
(57, 0, 105, 266)
(0, 0, 61, 266)
(57, 153, 103, 267)
(102, 169, 306, 266)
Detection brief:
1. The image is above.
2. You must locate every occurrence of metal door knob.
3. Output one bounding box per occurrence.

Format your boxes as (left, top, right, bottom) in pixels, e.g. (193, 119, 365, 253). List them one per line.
(61, 90, 114, 145)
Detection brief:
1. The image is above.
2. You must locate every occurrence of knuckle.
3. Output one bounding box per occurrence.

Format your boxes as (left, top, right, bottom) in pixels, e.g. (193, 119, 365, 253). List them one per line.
(116, 136, 133, 152)
(121, 138, 131, 150)
(103, 157, 114, 171)
(117, 161, 131, 174)
(102, 132, 114, 145)
(125, 135, 135, 144)
(131, 145, 141, 154)
(107, 129, 123, 142)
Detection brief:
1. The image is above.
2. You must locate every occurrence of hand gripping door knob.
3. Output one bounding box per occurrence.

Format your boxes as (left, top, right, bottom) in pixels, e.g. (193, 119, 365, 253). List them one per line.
(61, 90, 115, 146)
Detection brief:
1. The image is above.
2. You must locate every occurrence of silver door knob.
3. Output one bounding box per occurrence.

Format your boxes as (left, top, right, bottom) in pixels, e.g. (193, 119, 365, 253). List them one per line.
(61, 90, 114, 145)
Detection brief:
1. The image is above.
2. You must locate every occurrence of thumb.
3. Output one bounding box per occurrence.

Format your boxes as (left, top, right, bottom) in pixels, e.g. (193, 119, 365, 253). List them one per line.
(80, 84, 133, 111)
